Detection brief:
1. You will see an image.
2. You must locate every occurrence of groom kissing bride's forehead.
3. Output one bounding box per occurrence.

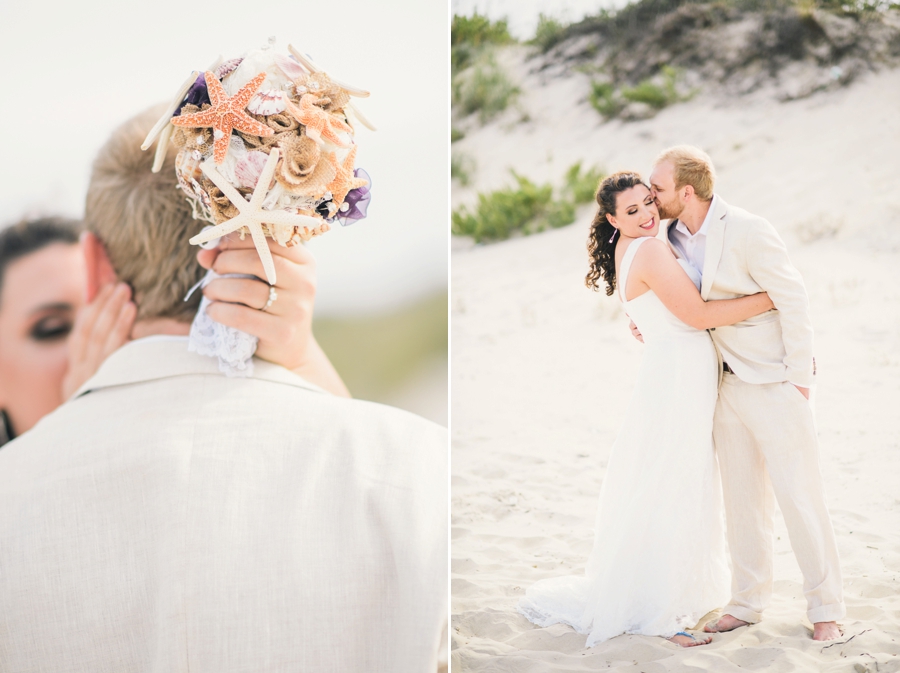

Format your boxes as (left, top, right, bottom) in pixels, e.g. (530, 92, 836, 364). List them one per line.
(519, 144, 844, 648)
(651, 145, 843, 640)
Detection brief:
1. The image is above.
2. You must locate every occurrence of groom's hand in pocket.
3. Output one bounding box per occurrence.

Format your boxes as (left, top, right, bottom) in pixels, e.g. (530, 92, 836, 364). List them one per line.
(629, 320, 644, 343)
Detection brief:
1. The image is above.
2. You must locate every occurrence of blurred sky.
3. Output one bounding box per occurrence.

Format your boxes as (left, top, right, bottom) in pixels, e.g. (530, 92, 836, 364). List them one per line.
(451, 0, 627, 39)
(0, 0, 448, 316)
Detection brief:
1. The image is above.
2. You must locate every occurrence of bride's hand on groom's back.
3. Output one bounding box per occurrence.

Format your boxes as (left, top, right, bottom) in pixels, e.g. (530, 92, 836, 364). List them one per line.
(629, 320, 644, 343)
(197, 236, 350, 397)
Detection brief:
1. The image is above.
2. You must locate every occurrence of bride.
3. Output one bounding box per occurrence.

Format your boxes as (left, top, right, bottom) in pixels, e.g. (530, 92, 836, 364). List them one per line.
(518, 171, 775, 648)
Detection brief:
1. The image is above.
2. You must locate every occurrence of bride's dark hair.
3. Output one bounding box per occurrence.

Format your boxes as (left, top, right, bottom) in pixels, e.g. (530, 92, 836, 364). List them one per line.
(585, 171, 649, 296)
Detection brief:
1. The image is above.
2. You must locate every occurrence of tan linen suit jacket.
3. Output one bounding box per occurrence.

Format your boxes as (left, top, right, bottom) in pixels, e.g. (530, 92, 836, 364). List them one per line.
(0, 338, 447, 672)
(667, 196, 815, 387)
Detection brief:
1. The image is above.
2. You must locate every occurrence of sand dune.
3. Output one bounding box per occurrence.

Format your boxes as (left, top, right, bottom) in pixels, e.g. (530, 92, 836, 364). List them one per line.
(451, 54, 900, 671)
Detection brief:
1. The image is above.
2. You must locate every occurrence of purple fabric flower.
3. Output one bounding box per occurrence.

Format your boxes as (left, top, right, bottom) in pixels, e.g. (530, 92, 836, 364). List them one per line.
(174, 73, 211, 116)
(337, 168, 372, 226)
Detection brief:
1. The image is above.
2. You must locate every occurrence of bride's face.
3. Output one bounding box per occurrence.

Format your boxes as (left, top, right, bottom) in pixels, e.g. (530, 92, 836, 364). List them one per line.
(0, 243, 84, 436)
(606, 185, 659, 238)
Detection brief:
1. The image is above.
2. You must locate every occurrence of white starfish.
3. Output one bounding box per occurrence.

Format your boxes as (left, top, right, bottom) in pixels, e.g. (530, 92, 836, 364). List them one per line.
(189, 148, 321, 285)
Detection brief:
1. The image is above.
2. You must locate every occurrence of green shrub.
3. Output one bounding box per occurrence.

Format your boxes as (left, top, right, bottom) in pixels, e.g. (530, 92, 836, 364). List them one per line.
(452, 162, 602, 242)
(589, 81, 623, 118)
(621, 80, 670, 109)
(622, 66, 686, 109)
(451, 152, 475, 186)
(537, 199, 576, 231)
(563, 162, 605, 203)
(530, 14, 568, 52)
(451, 127, 465, 143)
(452, 13, 513, 75)
(452, 54, 520, 122)
(452, 172, 556, 242)
(592, 67, 687, 119)
(452, 13, 513, 48)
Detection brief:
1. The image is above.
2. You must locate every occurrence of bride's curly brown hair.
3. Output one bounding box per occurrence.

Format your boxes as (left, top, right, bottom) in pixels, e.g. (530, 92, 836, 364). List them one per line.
(585, 171, 649, 296)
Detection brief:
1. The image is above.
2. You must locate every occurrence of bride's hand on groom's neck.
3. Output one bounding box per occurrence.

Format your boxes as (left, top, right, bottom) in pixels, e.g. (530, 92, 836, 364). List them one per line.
(197, 235, 350, 398)
(62, 282, 136, 400)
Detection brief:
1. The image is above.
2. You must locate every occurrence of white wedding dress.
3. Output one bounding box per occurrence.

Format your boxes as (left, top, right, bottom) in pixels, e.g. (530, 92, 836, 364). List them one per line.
(518, 236, 730, 646)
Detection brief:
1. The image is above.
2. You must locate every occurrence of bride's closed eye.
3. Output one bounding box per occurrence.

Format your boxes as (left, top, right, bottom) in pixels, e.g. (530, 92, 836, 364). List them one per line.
(28, 310, 74, 343)
(627, 198, 654, 215)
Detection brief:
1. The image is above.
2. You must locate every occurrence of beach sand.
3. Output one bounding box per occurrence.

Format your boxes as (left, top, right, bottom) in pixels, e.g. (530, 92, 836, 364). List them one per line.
(451, 57, 900, 672)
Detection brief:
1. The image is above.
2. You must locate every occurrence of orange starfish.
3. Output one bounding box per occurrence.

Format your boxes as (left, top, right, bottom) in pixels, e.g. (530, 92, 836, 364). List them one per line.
(284, 93, 352, 147)
(171, 71, 274, 164)
(327, 145, 368, 208)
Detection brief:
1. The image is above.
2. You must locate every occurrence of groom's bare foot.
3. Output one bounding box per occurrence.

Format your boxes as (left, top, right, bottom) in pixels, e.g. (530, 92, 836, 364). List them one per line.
(669, 632, 712, 647)
(703, 614, 749, 633)
(812, 621, 842, 641)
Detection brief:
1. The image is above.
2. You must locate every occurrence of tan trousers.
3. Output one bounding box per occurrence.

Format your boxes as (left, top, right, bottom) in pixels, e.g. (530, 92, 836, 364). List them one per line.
(714, 374, 845, 624)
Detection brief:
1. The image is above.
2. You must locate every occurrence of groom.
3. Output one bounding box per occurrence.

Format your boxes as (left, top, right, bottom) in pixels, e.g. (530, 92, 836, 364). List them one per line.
(638, 145, 844, 641)
(0, 108, 448, 670)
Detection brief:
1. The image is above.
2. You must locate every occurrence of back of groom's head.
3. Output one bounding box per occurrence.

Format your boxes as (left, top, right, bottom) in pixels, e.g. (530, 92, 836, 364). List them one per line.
(85, 106, 204, 323)
(654, 145, 716, 201)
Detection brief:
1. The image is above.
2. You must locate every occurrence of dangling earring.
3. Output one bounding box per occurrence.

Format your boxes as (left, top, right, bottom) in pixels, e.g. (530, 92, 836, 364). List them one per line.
(608, 228, 618, 244)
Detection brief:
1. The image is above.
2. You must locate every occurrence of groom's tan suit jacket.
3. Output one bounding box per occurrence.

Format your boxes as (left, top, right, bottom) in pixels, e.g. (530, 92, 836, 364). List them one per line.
(667, 195, 815, 387)
(0, 338, 447, 672)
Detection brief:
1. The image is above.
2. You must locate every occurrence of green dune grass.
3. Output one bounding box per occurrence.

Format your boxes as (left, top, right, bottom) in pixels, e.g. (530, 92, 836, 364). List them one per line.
(313, 291, 448, 404)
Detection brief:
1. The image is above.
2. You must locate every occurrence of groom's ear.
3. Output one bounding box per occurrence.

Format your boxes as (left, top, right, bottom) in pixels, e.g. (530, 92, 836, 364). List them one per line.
(682, 184, 696, 202)
(81, 231, 118, 303)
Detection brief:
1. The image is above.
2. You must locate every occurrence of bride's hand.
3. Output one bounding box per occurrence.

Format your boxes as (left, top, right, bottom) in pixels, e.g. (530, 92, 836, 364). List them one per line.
(197, 236, 350, 397)
(629, 320, 644, 343)
(61, 282, 136, 399)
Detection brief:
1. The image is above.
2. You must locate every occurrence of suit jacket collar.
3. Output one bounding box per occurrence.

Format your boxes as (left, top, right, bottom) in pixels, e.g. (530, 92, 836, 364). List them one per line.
(699, 194, 729, 299)
(74, 337, 325, 399)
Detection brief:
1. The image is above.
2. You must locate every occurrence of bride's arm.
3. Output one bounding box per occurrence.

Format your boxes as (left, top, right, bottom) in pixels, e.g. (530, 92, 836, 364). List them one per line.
(632, 238, 773, 330)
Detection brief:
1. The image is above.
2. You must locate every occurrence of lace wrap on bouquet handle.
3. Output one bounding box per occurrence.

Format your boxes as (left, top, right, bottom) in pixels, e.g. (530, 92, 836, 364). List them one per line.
(186, 268, 259, 377)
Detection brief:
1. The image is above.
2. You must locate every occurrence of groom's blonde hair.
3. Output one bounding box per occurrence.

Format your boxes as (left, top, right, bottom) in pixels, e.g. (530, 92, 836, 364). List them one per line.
(654, 145, 716, 201)
(85, 105, 205, 322)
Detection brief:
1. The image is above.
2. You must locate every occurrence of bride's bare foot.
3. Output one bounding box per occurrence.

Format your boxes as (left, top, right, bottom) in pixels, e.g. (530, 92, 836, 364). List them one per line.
(812, 621, 842, 641)
(703, 614, 749, 633)
(668, 631, 712, 647)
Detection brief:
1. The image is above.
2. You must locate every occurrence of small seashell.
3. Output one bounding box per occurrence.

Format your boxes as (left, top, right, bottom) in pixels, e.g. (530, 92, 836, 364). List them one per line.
(247, 89, 286, 115)
(192, 178, 213, 210)
(214, 57, 244, 80)
(234, 151, 269, 189)
(274, 52, 306, 81)
(175, 168, 193, 196)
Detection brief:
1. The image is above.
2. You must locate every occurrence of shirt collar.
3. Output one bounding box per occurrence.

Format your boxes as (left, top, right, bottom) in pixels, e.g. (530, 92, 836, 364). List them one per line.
(673, 194, 719, 239)
(73, 338, 325, 399)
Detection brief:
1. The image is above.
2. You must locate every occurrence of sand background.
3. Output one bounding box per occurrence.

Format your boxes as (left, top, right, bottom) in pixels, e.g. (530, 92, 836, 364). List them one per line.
(451, 45, 900, 671)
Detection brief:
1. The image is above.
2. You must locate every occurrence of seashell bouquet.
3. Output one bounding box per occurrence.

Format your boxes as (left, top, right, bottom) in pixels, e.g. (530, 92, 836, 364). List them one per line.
(141, 40, 373, 285)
